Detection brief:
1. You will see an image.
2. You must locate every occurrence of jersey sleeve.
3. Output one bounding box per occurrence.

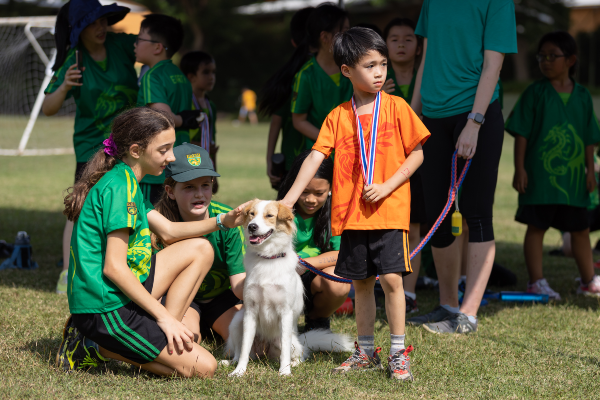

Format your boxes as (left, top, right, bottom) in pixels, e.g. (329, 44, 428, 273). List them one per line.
(414, 0, 429, 38)
(505, 85, 536, 140)
(139, 69, 169, 106)
(312, 107, 339, 158)
(329, 235, 341, 251)
(225, 226, 246, 276)
(101, 178, 137, 234)
(584, 91, 600, 146)
(291, 70, 312, 114)
(44, 50, 77, 98)
(396, 97, 430, 154)
(484, 0, 518, 54)
(144, 199, 154, 212)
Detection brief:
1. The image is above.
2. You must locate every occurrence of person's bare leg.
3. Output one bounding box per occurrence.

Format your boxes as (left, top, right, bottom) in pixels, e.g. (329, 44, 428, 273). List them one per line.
(403, 223, 421, 294)
(153, 238, 214, 321)
(524, 225, 546, 283)
(354, 276, 377, 336)
(182, 307, 201, 344)
(460, 219, 469, 277)
(212, 304, 243, 342)
(460, 241, 495, 317)
(62, 220, 74, 272)
(307, 267, 351, 319)
(432, 240, 461, 308)
(571, 229, 595, 284)
(379, 273, 405, 335)
(99, 347, 175, 376)
(249, 112, 258, 125)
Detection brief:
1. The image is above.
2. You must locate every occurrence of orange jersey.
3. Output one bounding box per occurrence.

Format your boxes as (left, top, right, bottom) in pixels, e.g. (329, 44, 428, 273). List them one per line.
(312, 91, 430, 236)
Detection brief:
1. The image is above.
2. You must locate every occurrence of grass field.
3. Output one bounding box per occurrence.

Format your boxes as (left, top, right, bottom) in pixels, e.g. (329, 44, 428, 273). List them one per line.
(2, 116, 600, 399)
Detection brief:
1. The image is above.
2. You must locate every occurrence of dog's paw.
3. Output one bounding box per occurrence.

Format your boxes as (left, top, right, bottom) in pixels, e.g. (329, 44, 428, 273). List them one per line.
(279, 368, 292, 376)
(229, 368, 246, 377)
(219, 360, 234, 367)
(290, 359, 301, 368)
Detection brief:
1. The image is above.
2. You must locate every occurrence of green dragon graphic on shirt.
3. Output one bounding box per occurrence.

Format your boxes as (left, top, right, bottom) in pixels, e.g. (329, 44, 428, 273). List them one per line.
(95, 84, 138, 135)
(539, 122, 585, 204)
(127, 228, 152, 279)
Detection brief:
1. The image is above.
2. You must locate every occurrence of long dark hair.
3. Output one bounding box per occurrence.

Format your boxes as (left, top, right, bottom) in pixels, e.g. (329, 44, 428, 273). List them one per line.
(53, 1, 71, 71)
(277, 150, 334, 252)
(538, 31, 578, 77)
(258, 4, 347, 116)
(63, 107, 175, 221)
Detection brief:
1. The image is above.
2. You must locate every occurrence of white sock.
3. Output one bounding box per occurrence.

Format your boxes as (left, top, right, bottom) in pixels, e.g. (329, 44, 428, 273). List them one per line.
(441, 304, 460, 314)
(405, 291, 416, 300)
(467, 315, 477, 325)
(357, 335, 374, 356)
(390, 334, 405, 355)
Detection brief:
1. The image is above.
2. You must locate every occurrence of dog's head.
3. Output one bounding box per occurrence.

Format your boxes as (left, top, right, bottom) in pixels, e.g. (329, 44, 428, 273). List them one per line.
(243, 200, 296, 252)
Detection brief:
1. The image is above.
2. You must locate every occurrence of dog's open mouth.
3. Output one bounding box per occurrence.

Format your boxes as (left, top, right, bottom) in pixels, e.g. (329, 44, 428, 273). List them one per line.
(249, 230, 273, 245)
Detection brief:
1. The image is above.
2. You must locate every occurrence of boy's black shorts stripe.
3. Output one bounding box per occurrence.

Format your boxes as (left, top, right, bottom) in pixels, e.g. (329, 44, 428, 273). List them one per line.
(72, 254, 168, 364)
(334, 229, 412, 280)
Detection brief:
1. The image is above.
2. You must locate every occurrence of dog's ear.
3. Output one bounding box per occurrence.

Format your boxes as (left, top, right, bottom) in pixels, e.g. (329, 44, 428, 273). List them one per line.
(277, 202, 294, 222)
(244, 199, 260, 216)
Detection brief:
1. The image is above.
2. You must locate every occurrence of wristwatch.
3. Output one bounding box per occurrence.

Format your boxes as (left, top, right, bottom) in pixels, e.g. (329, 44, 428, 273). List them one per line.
(467, 112, 485, 125)
(216, 213, 229, 231)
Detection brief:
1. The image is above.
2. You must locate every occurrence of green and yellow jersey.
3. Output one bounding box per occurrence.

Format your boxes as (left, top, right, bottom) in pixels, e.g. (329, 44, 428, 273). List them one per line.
(385, 68, 416, 103)
(294, 214, 340, 259)
(68, 161, 153, 314)
(45, 33, 139, 163)
(189, 98, 217, 144)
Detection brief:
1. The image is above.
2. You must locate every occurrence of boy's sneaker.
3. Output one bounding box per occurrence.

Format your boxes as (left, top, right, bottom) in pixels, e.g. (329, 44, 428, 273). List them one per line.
(387, 345, 414, 381)
(577, 275, 600, 297)
(405, 295, 418, 314)
(56, 316, 107, 371)
(56, 270, 68, 294)
(406, 305, 454, 326)
(331, 342, 383, 374)
(527, 278, 561, 301)
(423, 312, 477, 334)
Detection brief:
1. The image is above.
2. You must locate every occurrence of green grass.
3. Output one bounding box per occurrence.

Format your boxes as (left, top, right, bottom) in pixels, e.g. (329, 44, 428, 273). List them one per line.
(2, 121, 600, 399)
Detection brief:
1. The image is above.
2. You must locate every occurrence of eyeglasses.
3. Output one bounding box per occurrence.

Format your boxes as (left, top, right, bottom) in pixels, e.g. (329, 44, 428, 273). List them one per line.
(536, 54, 566, 63)
(135, 37, 168, 50)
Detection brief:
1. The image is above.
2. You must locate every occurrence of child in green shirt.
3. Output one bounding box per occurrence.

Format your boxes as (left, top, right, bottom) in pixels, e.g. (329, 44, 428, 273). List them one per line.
(276, 150, 349, 332)
(55, 107, 248, 377)
(506, 31, 600, 299)
(153, 144, 246, 343)
(135, 14, 201, 204)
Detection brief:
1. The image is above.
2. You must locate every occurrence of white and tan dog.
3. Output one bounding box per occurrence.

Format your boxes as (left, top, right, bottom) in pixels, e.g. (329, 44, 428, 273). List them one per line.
(225, 200, 352, 377)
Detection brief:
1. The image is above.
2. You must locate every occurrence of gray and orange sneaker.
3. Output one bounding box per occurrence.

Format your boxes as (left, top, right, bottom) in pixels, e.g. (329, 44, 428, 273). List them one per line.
(331, 342, 383, 374)
(387, 345, 414, 381)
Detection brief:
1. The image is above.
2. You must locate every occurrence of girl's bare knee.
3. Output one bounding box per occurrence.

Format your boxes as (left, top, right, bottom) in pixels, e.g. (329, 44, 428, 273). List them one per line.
(187, 237, 214, 263)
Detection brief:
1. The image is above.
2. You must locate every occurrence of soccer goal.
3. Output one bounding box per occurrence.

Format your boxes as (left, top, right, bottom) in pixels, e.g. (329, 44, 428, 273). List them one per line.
(0, 16, 75, 156)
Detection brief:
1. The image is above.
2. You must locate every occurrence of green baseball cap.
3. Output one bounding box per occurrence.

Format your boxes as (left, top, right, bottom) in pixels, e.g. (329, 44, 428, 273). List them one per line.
(165, 143, 220, 182)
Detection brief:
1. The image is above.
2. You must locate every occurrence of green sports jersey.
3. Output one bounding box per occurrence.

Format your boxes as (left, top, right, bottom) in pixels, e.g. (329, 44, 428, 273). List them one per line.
(505, 78, 600, 208)
(291, 57, 354, 150)
(294, 214, 340, 259)
(138, 59, 194, 185)
(415, 0, 517, 118)
(45, 33, 138, 163)
(189, 97, 217, 144)
(68, 161, 153, 314)
(275, 98, 306, 171)
(196, 201, 246, 301)
(386, 68, 416, 103)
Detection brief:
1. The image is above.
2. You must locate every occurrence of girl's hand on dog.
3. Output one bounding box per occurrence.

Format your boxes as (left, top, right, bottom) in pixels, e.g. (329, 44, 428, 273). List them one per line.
(223, 201, 254, 228)
(363, 183, 391, 203)
(156, 314, 195, 355)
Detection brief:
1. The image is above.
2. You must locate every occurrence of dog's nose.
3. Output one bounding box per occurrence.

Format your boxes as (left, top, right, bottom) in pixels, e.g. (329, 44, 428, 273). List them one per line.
(248, 223, 258, 233)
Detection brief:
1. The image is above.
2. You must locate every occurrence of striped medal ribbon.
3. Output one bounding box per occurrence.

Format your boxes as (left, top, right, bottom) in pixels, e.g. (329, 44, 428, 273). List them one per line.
(351, 91, 382, 186)
(192, 95, 212, 151)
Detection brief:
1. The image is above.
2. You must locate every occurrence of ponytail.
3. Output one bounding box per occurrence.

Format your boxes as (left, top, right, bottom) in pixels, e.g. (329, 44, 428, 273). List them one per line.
(53, 1, 71, 72)
(151, 177, 182, 250)
(63, 107, 175, 222)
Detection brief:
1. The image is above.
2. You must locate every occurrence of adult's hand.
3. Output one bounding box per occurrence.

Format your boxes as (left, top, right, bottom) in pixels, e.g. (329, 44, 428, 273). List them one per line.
(61, 64, 84, 92)
(456, 120, 480, 159)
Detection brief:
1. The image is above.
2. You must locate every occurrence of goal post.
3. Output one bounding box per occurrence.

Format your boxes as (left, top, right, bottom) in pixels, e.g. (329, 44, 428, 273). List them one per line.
(0, 16, 75, 156)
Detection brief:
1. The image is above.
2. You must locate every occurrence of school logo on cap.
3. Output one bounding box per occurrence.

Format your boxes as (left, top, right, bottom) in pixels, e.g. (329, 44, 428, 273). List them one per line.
(187, 153, 202, 166)
(127, 202, 137, 215)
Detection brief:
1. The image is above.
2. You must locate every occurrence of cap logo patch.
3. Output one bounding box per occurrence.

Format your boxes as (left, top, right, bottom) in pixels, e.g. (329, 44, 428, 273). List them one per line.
(127, 202, 138, 215)
(187, 153, 202, 166)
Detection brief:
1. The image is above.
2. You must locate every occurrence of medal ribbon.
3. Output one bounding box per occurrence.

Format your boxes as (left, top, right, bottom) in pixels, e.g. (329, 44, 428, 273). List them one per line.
(192, 95, 213, 151)
(351, 91, 381, 185)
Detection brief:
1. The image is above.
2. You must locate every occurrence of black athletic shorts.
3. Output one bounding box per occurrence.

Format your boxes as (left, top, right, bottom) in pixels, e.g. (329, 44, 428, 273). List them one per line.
(192, 289, 241, 340)
(516, 204, 589, 232)
(409, 168, 427, 224)
(334, 229, 412, 280)
(72, 255, 168, 364)
(75, 162, 87, 183)
(140, 183, 164, 205)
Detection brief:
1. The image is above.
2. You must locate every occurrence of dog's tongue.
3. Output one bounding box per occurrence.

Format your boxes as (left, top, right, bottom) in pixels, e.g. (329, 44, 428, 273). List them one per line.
(249, 235, 261, 244)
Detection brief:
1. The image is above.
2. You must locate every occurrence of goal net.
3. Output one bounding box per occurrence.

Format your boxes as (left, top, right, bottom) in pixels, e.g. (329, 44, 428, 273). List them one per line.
(0, 16, 75, 156)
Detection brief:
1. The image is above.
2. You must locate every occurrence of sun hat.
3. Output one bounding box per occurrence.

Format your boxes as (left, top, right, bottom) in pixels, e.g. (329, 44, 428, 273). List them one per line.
(165, 143, 220, 183)
(68, 0, 130, 48)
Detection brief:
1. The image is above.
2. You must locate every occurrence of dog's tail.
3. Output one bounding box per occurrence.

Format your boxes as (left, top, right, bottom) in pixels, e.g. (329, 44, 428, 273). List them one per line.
(298, 330, 353, 353)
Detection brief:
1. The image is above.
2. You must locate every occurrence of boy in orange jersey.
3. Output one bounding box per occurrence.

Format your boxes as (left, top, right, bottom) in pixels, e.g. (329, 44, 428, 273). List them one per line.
(281, 27, 429, 381)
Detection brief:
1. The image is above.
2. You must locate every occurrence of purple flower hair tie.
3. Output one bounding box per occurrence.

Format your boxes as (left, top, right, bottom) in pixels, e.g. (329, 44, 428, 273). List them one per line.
(103, 134, 118, 157)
